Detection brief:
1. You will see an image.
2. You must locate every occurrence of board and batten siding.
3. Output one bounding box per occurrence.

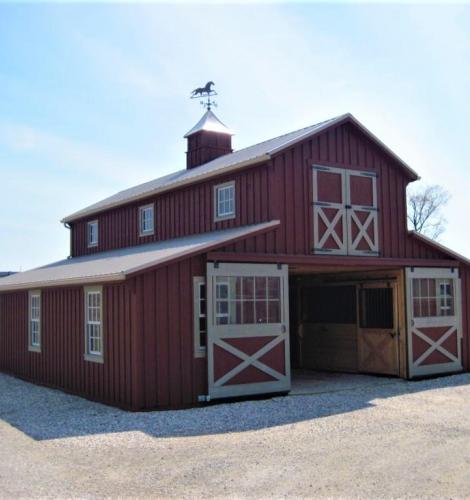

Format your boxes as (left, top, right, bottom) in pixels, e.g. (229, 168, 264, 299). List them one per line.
(128, 255, 207, 410)
(71, 164, 271, 257)
(70, 122, 445, 262)
(222, 122, 447, 260)
(0, 283, 138, 409)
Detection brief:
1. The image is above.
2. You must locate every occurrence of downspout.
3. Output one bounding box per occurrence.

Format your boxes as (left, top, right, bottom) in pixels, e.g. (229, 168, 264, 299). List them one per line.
(63, 222, 72, 259)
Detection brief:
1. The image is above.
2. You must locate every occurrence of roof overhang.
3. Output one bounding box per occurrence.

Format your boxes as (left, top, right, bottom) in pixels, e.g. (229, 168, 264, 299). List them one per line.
(408, 231, 470, 266)
(0, 221, 280, 292)
(62, 113, 418, 224)
(61, 154, 270, 224)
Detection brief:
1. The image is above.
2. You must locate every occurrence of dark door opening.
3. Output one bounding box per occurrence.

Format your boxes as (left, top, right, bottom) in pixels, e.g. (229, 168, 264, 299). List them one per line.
(289, 275, 399, 377)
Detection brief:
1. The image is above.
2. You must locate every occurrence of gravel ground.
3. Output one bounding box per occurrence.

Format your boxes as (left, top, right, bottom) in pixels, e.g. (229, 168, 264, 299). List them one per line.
(0, 372, 469, 498)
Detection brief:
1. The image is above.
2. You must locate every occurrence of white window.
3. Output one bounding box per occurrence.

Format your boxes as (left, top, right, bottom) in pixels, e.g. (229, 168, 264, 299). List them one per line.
(28, 290, 41, 352)
(193, 277, 207, 357)
(412, 278, 455, 318)
(84, 287, 103, 362)
(214, 181, 235, 221)
(139, 204, 154, 236)
(214, 276, 281, 325)
(87, 220, 98, 248)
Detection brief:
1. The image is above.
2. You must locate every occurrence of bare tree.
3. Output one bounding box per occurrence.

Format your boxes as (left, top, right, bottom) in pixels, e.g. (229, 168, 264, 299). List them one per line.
(407, 184, 450, 240)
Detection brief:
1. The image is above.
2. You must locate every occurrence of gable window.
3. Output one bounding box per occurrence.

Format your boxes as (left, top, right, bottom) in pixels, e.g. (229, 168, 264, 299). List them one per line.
(193, 277, 207, 357)
(139, 204, 155, 236)
(87, 220, 98, 248)
(84, 286, 103, 363)
(214, 181, 235, 221)
(28, 290, 41, 352)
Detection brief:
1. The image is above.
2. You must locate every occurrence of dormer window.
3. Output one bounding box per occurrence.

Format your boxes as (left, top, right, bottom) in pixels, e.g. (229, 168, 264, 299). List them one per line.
(87, 220, 98, 248)
(214, 181, 236, 221)
(139, 204, 154, 236)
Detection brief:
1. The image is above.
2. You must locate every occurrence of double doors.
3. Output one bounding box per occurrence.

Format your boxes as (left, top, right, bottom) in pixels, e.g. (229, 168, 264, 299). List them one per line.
(313, 165, 379, 256)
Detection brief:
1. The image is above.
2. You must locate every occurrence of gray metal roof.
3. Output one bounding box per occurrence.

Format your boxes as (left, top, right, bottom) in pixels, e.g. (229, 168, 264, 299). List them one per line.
(62, 113, 417, 223)
(184, 109, 233, 138)
(0, 221, 279, 291)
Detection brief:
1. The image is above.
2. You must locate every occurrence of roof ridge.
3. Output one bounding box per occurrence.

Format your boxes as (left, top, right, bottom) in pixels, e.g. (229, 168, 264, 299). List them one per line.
(70, 115, 344, 206)
(228, 114, 344, 156)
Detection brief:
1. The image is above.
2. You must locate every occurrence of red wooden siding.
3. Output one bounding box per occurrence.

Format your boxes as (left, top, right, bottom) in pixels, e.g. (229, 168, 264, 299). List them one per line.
(127, 255, 206, 409)
(0, 283, 137, 409)
(460, 267, 470, 372)
(71, 164, 271, 257)
(71, 121, 446, 262)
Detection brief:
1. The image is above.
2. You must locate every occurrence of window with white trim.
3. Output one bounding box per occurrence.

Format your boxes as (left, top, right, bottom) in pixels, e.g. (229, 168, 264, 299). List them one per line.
(412, 278, 455, 318)
(193, 277, 207, 357)
(28, 290, 41, 352)
(84, 287, 103, 362)
(214, 181, 235, 221)
(87, 220, 98, 247)
(139, 204, 154, 236)
(214, 276, 281, 325)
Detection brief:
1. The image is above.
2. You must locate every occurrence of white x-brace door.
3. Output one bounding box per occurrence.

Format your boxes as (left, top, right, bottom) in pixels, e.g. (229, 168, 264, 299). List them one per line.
(207, 262, 291, 399)
(313, 165, 379, 256)
(406, 267, 462, 377)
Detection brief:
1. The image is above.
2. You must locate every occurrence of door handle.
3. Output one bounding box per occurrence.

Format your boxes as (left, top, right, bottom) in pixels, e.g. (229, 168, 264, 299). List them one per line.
(389, 332, 396, 338)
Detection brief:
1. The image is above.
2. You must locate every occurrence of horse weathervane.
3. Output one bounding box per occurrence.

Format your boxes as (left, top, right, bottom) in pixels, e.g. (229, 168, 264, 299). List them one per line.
(190, 81, 217, 110)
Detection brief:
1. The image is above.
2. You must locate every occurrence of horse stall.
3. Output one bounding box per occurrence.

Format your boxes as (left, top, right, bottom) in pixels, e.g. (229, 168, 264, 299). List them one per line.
(289, 268, 408, 379)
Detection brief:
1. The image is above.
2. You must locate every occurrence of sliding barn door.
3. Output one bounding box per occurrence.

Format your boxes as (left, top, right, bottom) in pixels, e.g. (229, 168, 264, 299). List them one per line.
(206, 263, 290, 399)
(312, 166, 348, 254)
(313, 165, 379, 256)
(406, 267, 462, 377)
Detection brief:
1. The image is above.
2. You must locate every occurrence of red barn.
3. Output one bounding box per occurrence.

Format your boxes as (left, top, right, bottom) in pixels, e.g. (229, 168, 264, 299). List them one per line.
(0, 110, 468, 410)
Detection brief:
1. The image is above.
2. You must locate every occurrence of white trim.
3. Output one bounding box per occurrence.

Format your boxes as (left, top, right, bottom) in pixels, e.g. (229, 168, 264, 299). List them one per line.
(214, 181, 236, 222)
(193, 276, 207, 358)
(84, 285, 104, 363)
(87, 220, 99, 248)
(139, 203, 155, 237)
(28, 289, 41, 353)
(207, 262, 291, 400)
(313, 165, 379, 256)
(406, 267, 462, 378)
(312, 165, 347, 255)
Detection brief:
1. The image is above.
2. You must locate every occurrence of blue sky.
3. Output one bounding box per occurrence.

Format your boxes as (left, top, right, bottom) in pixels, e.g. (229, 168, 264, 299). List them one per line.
(1, 3, 469, 270)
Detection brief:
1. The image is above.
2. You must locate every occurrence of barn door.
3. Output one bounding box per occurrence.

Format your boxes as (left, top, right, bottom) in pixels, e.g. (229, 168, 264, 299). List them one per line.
(346, 171, 379, 256)
(313, 165, 379, 256)
(406, 267, 462, 377)
(313, 166, 347, 254)
(206, 262, 290, 399)
(357, 283, 399, 376)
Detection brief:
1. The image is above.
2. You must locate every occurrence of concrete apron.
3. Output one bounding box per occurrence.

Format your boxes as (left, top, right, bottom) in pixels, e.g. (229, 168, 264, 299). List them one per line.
(289, 369, 403, 396)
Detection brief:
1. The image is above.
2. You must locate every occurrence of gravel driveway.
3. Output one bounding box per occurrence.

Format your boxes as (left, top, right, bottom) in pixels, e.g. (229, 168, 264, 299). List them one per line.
(0, 372, 469, 498)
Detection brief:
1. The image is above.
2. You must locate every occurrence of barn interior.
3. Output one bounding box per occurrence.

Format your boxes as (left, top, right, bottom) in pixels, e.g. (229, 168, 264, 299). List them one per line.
(288, 267, 408, 380)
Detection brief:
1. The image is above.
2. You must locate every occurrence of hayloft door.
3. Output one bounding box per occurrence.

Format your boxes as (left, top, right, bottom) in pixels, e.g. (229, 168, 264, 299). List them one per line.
(313, 166, 348, 254)
(346, 170, 379, 256)
(206, 263, 290, 399)
(406, 267, 462, 377)
(313, 165, 379, 256)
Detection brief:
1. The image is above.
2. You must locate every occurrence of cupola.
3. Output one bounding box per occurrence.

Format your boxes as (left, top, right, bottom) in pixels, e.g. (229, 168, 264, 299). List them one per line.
(184, 109, 233, 169)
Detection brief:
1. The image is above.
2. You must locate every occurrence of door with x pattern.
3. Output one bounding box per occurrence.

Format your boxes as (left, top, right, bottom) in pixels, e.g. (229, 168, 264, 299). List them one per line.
(206, 262, 290, 399)
(406, 267, 462, 377)
(312, 165, 379, 256)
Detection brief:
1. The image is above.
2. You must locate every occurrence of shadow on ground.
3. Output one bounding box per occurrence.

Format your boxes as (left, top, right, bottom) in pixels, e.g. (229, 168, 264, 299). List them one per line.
(0, 372, 468, 441)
